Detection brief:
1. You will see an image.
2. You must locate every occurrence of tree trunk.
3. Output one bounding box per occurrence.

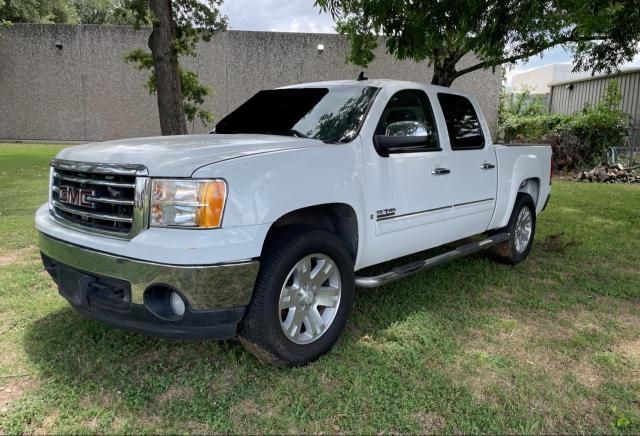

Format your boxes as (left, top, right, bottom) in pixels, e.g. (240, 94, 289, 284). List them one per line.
(148, 0, 187, 135)
(430, 62, 458, 87)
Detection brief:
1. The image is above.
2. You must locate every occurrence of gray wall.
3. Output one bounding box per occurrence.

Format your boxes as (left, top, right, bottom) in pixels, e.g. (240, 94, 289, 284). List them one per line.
(549, 69, 640, 147)
(0, 24, 501, 142)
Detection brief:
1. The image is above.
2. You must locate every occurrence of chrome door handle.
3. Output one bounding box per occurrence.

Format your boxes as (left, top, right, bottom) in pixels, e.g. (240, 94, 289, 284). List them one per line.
(481, 162, 496, 170)
(431, 167, 451, 175)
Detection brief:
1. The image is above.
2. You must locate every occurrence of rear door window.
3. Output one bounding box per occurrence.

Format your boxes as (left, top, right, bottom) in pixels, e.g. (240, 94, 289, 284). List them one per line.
(437, 93, 485, 150)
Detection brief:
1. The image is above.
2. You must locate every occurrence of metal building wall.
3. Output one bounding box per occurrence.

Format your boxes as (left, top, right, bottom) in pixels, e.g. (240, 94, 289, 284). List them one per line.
(549, 69, 640, 147)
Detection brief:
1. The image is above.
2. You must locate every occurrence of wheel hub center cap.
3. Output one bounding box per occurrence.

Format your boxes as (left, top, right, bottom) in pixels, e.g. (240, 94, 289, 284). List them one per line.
(299, 287, 315, 305)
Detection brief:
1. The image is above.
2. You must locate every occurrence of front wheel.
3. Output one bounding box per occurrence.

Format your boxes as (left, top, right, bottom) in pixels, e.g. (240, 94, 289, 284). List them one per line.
(492, 194, 537, 265)
(238, 226, 355, 367)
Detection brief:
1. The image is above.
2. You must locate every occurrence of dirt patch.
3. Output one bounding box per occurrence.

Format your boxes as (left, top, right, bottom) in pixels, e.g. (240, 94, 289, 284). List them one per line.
(0, 245, 38, 267)
(157, 385, 194, 403)
(537, 233, 578, 254)
(230, 398, 280, 430)
(32, 409, 60, 435)
(412, 411, 446, 434)
(319, 371, 339, 392)
(444, 301, 640, 430)
(79, 389, 115, 409)
(572, 361, 602, 388)
(448, 315, 583, 397)
(230, 399, 265, 418)
(137, 413, 164, 429)
(0, 254, 18, 267)
(614, 339, 640, 366)
(0, 378, 32, 409)
(207, 367, 238, 396)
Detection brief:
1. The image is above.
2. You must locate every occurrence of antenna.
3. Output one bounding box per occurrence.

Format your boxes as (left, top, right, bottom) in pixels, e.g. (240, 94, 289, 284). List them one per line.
(357, 71, 368, 81)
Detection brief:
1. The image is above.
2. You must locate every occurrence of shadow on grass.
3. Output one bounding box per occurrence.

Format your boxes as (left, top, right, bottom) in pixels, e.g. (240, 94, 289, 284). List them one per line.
(18, 251, 590, 433)
(21, 252, 509, 391)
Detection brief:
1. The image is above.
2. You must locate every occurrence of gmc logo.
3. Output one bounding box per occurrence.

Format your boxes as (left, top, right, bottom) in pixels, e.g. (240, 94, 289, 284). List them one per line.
(58, 185, 95, 208)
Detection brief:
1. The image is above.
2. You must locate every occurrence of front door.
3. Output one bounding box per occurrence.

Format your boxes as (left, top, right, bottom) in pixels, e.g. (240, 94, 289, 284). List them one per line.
(360, 88, 456, 267)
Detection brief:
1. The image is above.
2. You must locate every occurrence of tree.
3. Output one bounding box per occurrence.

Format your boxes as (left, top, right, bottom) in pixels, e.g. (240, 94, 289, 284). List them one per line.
(124, 0, 226, 135)
(0, 0, 78, 23)
(315, 0, 640, 87)
(70, 0, 137, 25)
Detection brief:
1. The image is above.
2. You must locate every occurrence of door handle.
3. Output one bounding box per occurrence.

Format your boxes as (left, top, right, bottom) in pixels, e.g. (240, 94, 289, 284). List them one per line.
(481, 162, 496, 170)
(431, 167, 451, 175)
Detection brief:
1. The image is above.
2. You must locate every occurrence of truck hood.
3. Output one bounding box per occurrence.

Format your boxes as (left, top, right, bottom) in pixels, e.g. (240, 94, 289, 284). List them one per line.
(55, 134, 322, 177)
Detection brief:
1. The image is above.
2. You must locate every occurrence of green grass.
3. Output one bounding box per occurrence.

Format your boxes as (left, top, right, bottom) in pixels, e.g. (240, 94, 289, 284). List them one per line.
(1, 143, 639, 434)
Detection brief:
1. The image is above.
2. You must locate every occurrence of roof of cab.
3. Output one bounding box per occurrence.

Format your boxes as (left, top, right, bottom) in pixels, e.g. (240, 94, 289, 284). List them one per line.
(278, 78, 462, 93)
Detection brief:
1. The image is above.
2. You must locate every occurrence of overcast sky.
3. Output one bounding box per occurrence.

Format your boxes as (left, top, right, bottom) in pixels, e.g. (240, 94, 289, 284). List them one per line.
(220, 0, 640, 83)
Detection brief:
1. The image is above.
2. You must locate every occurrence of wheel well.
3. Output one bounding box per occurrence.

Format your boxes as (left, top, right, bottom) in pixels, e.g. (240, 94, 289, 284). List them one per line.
(518, 178, 540, 207)
(263, 204, 359, 262)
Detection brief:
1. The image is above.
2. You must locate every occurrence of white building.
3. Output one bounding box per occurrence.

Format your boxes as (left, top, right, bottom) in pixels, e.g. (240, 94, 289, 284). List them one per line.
(511, 64, 589, 94)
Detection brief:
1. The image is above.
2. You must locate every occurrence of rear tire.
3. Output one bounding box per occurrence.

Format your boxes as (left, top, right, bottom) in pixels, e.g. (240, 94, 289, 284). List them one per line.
(492, 194, 536, 265)
(238, 226, 355, 367)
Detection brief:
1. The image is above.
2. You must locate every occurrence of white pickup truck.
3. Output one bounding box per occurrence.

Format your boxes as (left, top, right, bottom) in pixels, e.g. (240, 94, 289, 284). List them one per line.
(37, 79, 552, 366)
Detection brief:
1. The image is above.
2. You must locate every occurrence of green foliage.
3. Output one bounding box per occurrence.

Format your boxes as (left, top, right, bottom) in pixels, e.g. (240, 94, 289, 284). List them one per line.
(315, 0, 640, 86)
(0, 0, 144, 24)
(501, 81, 631, 169)
(70, 0, 137, 25)
(0, 0, 78, 23)
(123, 0, 226, 126)
(180, 69, 213, 124)
(124, 48, 214, 125)
(504, 87, 549, 117)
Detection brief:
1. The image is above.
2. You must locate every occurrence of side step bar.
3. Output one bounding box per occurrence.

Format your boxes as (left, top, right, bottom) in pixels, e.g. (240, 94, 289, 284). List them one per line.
(354, 233, 510, 288)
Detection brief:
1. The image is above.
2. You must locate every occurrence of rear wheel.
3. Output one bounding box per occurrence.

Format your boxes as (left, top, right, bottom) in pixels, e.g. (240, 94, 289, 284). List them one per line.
(492, 194, 536, 265)
(238, 226, 355, 367)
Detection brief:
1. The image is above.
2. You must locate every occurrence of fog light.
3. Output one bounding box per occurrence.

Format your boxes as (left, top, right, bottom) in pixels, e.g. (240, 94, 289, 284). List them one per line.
(169, 291, 186, 317)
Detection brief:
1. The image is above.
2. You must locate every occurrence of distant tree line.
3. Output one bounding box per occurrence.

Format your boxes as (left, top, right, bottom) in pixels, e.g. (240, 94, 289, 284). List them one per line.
(0, 0, 138, 25)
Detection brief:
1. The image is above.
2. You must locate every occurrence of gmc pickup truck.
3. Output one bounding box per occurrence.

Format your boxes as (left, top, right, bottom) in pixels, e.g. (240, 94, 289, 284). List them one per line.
(37, 79, 552, 367)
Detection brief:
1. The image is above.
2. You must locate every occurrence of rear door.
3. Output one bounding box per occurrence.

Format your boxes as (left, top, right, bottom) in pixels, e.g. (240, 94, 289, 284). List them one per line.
(435, 93, 498, 236)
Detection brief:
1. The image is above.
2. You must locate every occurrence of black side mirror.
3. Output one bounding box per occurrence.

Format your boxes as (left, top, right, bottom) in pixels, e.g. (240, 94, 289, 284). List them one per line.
(373, 135, 436, 157)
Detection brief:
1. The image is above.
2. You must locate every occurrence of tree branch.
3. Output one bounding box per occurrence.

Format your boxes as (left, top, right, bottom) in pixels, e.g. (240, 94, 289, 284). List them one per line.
(454, 35, 609, 78)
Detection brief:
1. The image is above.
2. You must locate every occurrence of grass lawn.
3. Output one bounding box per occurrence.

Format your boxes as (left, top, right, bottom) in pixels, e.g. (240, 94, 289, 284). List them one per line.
(1, 142, 639, 434)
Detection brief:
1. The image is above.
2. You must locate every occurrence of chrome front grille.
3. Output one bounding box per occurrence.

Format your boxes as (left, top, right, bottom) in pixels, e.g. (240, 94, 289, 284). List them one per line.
(49, 159, 149, 238)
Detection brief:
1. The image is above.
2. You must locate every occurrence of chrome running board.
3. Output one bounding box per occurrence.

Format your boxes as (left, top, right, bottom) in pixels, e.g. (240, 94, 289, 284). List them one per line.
(354, 233, 510, 288)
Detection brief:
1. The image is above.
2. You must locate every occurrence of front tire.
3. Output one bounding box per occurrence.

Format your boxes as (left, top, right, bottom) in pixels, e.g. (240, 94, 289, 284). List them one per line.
(492, 194, 537, 265)
(238, 226, 355, 367)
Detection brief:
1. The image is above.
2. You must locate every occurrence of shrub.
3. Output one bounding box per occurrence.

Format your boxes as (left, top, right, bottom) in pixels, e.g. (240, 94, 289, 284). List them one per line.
(540, 132, 591, 170)
(499, 81, 631, 171)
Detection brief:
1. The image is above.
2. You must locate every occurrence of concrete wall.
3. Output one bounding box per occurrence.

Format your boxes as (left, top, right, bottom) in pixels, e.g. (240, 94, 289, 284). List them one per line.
(0, 24, 501, 142)
(549, 68, 640, 147)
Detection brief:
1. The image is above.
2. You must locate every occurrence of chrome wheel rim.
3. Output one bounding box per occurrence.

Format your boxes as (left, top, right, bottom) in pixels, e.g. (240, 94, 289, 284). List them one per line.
(514, 207, 533, 253)
(278, 253, 342, 345)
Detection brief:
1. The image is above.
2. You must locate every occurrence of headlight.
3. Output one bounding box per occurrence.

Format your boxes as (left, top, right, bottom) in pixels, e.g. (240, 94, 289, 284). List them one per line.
(151, 179, 227, 228)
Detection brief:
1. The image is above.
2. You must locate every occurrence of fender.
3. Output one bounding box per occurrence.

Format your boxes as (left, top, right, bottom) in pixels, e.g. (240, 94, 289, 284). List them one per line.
(490, 149, 551, 230)
(192, 139, 368, 267)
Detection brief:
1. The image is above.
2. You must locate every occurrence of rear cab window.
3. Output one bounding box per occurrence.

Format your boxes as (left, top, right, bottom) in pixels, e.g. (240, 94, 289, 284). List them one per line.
(437, 93, 485, 150)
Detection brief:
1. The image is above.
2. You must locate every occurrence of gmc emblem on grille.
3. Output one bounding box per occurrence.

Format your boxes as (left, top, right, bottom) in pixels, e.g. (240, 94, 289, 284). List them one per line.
(58, 185, 95, 208)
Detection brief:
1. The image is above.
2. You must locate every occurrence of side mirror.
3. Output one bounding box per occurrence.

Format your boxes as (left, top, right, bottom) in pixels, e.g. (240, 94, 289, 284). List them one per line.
(374, 121, 439, 157)
(385, 120, 429, 137)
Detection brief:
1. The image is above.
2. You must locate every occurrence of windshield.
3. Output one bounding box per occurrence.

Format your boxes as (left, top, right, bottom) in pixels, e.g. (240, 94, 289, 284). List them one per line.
(215, 86, 379, 143)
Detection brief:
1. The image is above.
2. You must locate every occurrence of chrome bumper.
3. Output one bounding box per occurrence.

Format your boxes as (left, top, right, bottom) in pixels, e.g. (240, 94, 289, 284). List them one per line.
(38, 232, 259, 310)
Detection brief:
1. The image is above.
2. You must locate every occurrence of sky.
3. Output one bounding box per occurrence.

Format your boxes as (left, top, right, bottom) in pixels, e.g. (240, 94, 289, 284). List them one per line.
(219, 0, 640, 83)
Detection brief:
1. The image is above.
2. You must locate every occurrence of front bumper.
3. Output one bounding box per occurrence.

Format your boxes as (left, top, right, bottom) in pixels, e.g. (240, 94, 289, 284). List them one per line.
(39, 232, 260, 339)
